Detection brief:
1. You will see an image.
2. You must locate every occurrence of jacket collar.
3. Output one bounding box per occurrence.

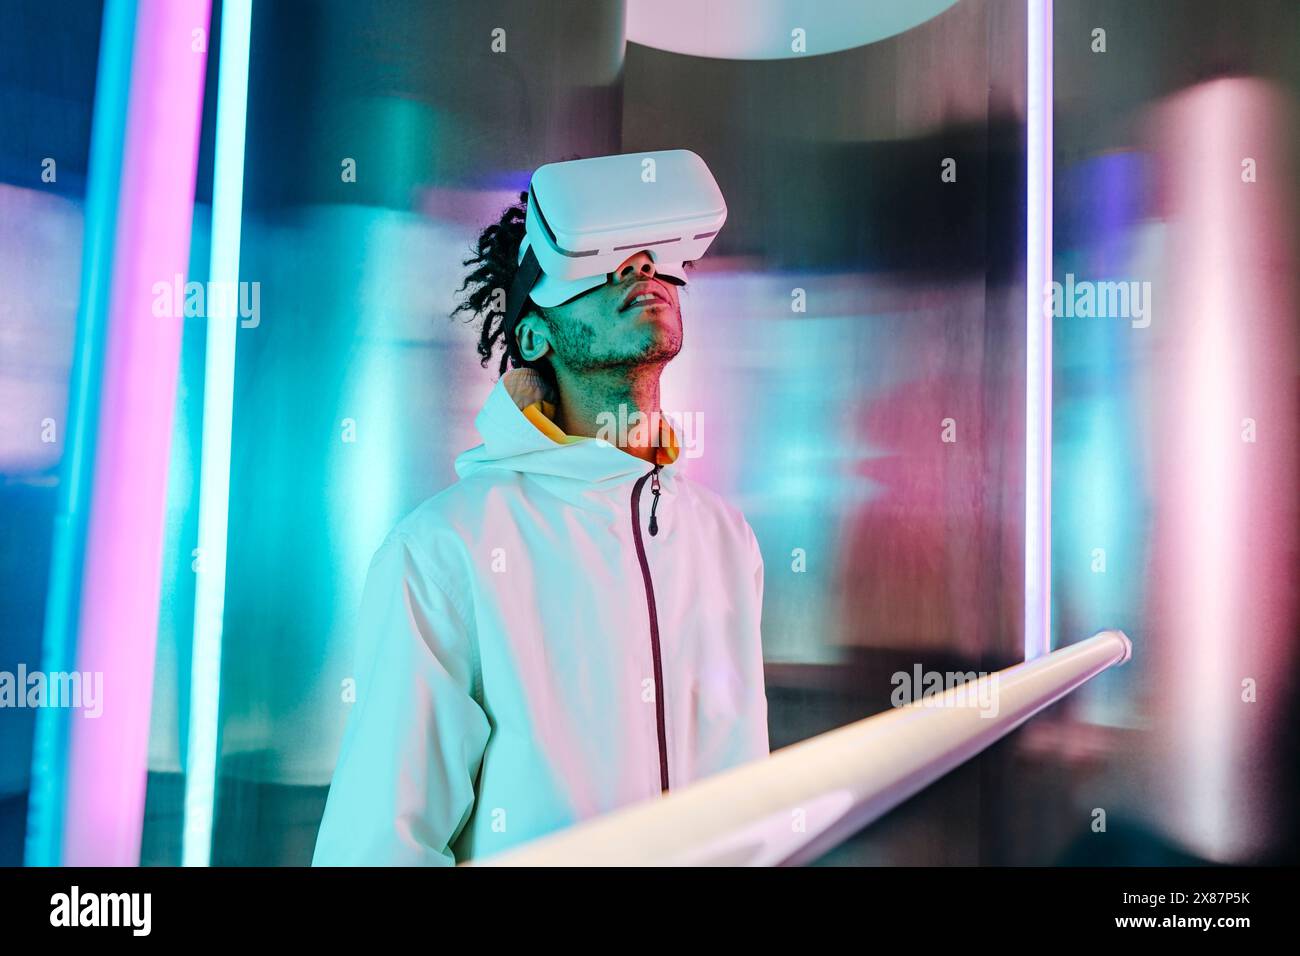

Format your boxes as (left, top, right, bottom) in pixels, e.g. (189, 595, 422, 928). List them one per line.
(454, 369, 680, 490)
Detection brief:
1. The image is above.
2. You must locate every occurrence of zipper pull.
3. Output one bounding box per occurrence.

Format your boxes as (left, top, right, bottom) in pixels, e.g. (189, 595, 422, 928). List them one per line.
(648, 464, 662, 537)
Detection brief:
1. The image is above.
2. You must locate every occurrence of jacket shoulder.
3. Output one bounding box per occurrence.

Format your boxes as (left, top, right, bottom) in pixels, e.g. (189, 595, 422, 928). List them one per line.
(671, 472, 761, 553)
(374, 473, 512, 586)
(390, 472, 507, 537)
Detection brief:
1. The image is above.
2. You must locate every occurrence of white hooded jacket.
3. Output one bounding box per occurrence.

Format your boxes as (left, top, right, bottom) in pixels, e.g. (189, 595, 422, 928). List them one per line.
(312, 368, 769, 865)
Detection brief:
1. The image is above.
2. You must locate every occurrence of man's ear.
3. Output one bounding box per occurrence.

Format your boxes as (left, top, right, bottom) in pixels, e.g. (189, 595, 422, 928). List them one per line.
(514, 311, 552, 363)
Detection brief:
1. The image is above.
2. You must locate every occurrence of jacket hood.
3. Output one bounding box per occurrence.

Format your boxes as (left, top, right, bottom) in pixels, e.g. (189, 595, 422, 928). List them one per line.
(454, 368, 678, 489)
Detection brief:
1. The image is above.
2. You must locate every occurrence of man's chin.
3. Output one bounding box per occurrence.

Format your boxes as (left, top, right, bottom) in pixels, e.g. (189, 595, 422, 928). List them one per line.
(585, 340, 681, 372)
(571, 322, 682, 370)
(634, 330, 683, 366)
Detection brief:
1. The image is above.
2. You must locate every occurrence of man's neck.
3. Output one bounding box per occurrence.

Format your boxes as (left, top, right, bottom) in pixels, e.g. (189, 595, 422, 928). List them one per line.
(551, 364, 664, 464)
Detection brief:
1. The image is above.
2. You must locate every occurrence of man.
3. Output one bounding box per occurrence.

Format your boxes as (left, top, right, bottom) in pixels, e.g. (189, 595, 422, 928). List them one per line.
(312, 152, 768, 866)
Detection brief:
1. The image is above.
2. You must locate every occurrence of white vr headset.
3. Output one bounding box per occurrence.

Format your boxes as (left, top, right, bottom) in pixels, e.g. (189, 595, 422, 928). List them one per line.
(503, 149, 727, 367)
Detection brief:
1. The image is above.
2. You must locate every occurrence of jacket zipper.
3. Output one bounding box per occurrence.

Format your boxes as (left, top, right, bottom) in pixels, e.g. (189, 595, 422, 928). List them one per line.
(631, 463, 669, 793)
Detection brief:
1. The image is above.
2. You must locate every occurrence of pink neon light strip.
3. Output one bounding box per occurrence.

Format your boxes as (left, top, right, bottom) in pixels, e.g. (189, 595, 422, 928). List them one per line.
(62, 0, 213, 865)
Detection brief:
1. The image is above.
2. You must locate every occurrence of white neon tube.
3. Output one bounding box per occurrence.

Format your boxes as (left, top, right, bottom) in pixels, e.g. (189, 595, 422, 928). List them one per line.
(182, 0, 253, 868)
(481, 630, 1131, 866)
(1024, 0, 1054, 660)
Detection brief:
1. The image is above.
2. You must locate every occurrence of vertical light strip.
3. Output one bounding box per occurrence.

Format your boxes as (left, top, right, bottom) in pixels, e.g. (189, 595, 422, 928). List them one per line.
(60, 0, 212, 866)
(1153, 79, 1296, 860)
(24, 0, 138, 868)
(182, 0, 254, 868)
(1024, 0, 1053, 660)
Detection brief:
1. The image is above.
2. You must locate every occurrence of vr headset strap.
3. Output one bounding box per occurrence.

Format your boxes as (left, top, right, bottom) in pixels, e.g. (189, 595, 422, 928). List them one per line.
(503, 243, 543, 369)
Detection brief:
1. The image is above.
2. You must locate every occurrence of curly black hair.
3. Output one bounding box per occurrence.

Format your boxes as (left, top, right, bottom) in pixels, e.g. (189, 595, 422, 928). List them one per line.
(450, 191, 535, 379)
(451, 187, 698, 383)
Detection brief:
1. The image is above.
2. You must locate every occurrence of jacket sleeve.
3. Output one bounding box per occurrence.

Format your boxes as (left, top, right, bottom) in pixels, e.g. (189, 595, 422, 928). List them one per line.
(312, 531, 491, 866)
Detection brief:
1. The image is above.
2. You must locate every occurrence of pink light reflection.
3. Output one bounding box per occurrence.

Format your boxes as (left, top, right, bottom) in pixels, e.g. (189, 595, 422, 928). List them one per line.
(62, 0, 213, 866)
(1148, 78, 1299, 862)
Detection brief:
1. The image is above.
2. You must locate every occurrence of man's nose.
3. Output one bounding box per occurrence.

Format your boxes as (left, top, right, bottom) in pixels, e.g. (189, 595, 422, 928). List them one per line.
(614, 251, 658, 281)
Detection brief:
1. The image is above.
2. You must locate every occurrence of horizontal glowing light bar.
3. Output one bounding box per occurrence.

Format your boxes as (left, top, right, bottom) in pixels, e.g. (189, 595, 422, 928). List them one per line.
(481, 630, 1131, 866)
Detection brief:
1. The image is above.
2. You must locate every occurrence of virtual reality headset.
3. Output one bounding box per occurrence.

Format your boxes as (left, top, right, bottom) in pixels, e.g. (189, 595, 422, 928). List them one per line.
(503, 149, 727, 366)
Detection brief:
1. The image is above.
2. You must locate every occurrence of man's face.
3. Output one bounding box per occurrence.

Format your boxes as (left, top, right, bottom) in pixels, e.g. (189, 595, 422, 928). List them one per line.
(536, 252, 683, 373)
